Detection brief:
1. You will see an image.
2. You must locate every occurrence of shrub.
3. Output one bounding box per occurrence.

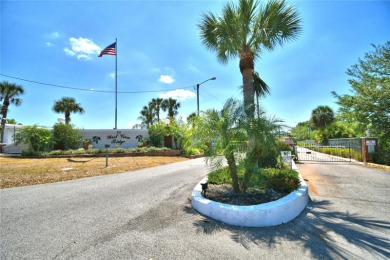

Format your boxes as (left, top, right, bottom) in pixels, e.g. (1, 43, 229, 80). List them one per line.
(264, 168, 300, 193)
(148, 122, 167, 147)
(15, 125, 51, 152)
(52, 123, 82, 150)
(183, 147, 202, 157)
(208, 167, 237, 185)
(21, 150, 44, 157)
(208, 166, 300, 193)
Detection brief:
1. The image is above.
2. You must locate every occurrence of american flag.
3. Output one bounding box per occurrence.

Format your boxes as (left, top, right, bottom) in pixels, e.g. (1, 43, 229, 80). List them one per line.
(98, 42, 116, 57)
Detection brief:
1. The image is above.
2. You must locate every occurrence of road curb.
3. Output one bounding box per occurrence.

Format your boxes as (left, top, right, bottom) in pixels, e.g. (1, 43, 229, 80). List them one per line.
(191, 161, 309, 227)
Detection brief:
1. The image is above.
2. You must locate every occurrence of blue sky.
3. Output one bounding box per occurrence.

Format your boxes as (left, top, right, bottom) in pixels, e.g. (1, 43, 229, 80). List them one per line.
(1, 0, 389, 129)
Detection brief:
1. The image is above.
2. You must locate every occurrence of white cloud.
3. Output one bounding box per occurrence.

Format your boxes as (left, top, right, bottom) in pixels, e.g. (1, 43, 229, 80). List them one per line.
(159, 75, 174, 84)
(50, 32, 60, 38)
(64, 48, 76, 56)
(187, 64, 200, 74)
(159, 89, 195, 101)
(109, 73, 115, 78)
(46, 42, 54, 47)
(64, 37, 101, 60)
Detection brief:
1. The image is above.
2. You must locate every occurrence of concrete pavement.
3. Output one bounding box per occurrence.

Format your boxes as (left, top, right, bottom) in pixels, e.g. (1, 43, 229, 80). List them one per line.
(1, 158, 389, 259)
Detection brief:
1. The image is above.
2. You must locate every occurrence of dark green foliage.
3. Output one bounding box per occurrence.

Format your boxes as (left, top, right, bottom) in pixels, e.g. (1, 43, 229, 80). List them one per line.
(52, 97, 84, 124)
(15, 125, 51, 152)
(290, 121, 314, 140)
(20, 146, 172, 157)
(310, 105, 335, 130)
(51, 123, 82, 150)
(264, 168, 300, 193)
(208, 166, 300, 193)
(148, 122, 168, 147)
(333, 41, 390, 154)
(21, 150, 43, 157)
(1, 81, 25, 143)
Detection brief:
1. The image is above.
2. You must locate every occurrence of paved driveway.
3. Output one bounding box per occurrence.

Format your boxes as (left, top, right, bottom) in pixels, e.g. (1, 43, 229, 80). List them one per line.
(1, 158, 389, 259)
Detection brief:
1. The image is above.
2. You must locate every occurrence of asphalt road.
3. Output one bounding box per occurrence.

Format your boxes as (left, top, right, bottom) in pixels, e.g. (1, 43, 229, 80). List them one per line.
(1, 158, 389, 259)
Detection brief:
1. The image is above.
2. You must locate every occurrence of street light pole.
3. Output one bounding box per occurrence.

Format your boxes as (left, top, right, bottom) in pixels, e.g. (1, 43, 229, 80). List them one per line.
(196, 77, 216, 116)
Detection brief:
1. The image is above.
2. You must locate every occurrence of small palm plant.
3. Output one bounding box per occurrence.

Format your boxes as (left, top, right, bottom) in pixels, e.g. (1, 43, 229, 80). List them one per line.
(192, 98, 247, 193)
(192, 98, 283, 193)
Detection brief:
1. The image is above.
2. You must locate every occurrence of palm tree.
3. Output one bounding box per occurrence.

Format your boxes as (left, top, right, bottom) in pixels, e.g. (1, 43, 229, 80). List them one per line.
(52, 97, 85, 124)
(150, 98, 164, 122)
(252, 71, 270, 116)
(137, 103, 155, 129)
(310, 105, 335, 129)
(194, 98, 247, 193)
(1, 81, 25, 143)
(199, 0, 301, 116)
(162, 98, 181, 121)
(199, 0, 301, 183)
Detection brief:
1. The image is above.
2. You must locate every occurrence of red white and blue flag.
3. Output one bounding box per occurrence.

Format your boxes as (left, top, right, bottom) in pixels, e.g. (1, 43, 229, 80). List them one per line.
(98, 42, 116, 57)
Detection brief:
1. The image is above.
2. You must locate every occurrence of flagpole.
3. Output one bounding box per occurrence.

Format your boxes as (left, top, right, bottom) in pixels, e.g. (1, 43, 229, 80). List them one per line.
(115, 38, 117, 130)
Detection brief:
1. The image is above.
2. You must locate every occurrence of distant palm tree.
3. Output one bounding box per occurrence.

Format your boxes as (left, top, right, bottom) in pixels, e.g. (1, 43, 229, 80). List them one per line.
(137, 103, 155, 129)
(310, 105, 335, 129)
(1, 81, 25, 143)
(162, 98, 181, 120)
(150, 98, 164, 122)
(199, 0, 301, 116)
(52, 97, 85, 124)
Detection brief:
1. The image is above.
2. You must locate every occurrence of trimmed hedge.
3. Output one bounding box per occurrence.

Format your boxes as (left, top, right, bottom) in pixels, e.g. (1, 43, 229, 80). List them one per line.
(20, 147, 181, 158)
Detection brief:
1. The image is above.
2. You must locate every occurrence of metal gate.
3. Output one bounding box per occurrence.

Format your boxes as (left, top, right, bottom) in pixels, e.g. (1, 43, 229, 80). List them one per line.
(295, 138, 362, 162)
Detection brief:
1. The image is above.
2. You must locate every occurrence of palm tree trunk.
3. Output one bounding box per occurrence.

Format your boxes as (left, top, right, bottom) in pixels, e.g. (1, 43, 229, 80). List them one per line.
(0, 97, 10, 143)
(226, 153, 240, 193)
(65, 112, 70, 124)
(240, 52, 257, 193)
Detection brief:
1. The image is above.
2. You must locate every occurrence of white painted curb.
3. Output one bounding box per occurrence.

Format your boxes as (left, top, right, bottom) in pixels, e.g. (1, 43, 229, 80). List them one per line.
(191, 161, 309, 227)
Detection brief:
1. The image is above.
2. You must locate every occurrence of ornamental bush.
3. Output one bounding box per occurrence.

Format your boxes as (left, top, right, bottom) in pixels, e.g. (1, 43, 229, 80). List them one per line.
(15, 125, 51, 152)
(264, 168, 300, 193)
(51, 123, 82, 150)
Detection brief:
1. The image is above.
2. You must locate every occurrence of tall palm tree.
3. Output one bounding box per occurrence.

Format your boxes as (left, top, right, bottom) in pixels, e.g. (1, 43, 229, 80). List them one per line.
(199, 0, 301, 116)
(150, 98, 164, 122)
(162, 98, 181, 120)
(137, 103, 155, 129)
(1, 81, 25, 143)
(310, 105, 335, 129)
(52, 97, 85, 124)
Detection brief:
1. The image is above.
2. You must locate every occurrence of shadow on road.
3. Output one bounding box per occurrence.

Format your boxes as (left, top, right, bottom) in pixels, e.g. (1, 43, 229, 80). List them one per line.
(188, 200, 390, 259)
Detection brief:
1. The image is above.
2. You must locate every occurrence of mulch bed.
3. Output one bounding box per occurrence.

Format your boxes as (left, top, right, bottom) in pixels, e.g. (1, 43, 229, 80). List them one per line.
(204, 184, 288, 206)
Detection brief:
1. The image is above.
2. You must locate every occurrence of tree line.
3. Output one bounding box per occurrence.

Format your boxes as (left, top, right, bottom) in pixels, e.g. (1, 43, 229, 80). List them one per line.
(290, 41, 389, 165)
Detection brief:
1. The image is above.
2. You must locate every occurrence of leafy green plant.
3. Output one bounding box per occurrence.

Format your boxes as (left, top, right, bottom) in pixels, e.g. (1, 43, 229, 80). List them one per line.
(51, 123, 82, 150)
(148, 122, 168, 147)
(183, 147, 202, 157)
(263, 168, 300, 193)
(15, 125, 51, 152)
(21, 150, 43, 157)
(208, 166, 299, 193)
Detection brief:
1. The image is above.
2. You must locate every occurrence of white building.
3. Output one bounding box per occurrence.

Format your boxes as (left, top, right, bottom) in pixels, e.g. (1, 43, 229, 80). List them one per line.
(1, 124, 148, 154)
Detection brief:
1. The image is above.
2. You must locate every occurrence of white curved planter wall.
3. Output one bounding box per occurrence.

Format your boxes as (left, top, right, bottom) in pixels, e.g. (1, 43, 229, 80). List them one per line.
(191, 162, 309, 227)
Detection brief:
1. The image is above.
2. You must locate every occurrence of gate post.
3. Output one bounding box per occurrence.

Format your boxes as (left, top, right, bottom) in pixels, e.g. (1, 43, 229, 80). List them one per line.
(361, 137, 378, 163)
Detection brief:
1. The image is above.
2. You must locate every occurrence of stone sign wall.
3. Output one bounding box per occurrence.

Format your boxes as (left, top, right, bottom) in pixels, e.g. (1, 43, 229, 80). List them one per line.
(2, 124, 149, 153)
(81, 129, 148, 149)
